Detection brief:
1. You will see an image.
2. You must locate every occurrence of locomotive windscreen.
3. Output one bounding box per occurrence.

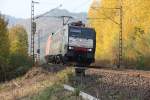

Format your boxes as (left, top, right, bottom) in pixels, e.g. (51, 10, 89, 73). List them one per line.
(81, 28, 94, 39)
(69, 27, 94, 39)
(69, 27, 81, 37)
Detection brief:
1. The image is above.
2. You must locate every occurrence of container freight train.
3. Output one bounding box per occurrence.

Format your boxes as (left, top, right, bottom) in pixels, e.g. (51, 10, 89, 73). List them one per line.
(45, 21, 96, 66)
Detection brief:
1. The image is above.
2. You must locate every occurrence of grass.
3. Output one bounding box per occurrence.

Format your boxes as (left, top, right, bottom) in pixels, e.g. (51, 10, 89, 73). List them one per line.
(19, 68, 82, 100)
(24, 84, 81, 100)
(0, 66, 76, 100)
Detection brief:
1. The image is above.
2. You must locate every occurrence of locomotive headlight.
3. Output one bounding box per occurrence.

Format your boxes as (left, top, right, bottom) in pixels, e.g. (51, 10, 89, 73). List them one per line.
(88, 49, 92, 52)
(69, 46, 74, 50)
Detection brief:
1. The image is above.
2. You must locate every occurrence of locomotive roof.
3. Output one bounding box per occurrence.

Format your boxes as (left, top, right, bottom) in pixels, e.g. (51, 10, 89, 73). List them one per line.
(69, 25, 95, 30)
(50, 23, 95, 36)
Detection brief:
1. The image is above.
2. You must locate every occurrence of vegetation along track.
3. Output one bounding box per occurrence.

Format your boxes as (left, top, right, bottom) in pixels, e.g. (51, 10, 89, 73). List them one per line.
(0, 64, 150, 100)
(0, 64, 75, 100)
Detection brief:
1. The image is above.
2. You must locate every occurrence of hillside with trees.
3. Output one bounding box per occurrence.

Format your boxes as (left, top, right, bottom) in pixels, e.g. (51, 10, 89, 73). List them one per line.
(89, 0, 150, 69)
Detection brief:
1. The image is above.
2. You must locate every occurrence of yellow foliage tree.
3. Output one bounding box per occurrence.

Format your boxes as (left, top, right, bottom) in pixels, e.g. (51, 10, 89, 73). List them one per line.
(89, 0, 150, 68)
(9, 25, 28, 56)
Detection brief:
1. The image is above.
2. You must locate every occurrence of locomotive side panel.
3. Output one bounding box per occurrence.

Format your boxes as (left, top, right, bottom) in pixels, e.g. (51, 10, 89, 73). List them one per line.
(49, 28, 65, 55)
(45, 26, 69, 64)
(45, 36, 51, 55)
(45, 35, 52, 63)
(60, 26, 69, 56)
(50, 37, 62, 55)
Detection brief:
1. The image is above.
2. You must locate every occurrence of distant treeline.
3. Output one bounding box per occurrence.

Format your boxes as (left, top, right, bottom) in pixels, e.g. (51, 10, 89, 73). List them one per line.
(0, 14, 32, 82)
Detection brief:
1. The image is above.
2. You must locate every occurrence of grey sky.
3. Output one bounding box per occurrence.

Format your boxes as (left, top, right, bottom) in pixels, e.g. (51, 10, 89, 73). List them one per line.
(0, 0, 93, 18)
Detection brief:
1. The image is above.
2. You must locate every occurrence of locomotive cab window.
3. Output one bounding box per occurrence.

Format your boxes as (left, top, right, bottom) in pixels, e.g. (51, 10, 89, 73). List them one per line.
(69, 27, 94, 39)
(81, 28, 94, 39)
(69, 27, 81, 38)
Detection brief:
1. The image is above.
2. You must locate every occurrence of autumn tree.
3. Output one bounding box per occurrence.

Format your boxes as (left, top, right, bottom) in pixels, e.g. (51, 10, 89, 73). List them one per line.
(0, 15, 31, 81)
(8, 25, 31, 79)
(0, 14, 10, 81)
(9, 25, 28, 56)
(89, 0, 150, 69)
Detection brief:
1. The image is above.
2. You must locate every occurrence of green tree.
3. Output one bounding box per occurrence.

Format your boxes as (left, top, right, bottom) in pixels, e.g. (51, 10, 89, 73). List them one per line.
(0, 14, 10, 81)
(0, 14, 10, 63)
(0, 15, 32, 81)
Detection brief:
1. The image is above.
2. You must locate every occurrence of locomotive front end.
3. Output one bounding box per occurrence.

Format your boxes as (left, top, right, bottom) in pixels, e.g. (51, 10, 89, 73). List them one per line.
(66, 24, 96, 65)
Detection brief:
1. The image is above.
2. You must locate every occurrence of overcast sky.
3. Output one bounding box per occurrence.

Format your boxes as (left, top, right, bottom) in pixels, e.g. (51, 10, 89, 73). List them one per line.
(0, 0, 93, 18)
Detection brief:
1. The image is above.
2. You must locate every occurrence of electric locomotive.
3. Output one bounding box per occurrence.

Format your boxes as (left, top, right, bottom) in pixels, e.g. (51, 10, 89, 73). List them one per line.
(45, 21, 96, 66)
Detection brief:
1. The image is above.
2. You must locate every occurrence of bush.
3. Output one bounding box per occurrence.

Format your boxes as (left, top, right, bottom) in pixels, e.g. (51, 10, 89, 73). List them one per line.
(8, 54, 32, 79)
(0, 57, 10, 81)
(136, 55, 145, 70)
(0, 54, 32, 82)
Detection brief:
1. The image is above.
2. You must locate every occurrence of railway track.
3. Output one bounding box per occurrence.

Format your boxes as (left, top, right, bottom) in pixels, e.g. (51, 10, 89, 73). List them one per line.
(42, 63, 150, 78)
(0, 63, 149, 100)
(66, 65, 150, 100)
(31, 64, 150, 100)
